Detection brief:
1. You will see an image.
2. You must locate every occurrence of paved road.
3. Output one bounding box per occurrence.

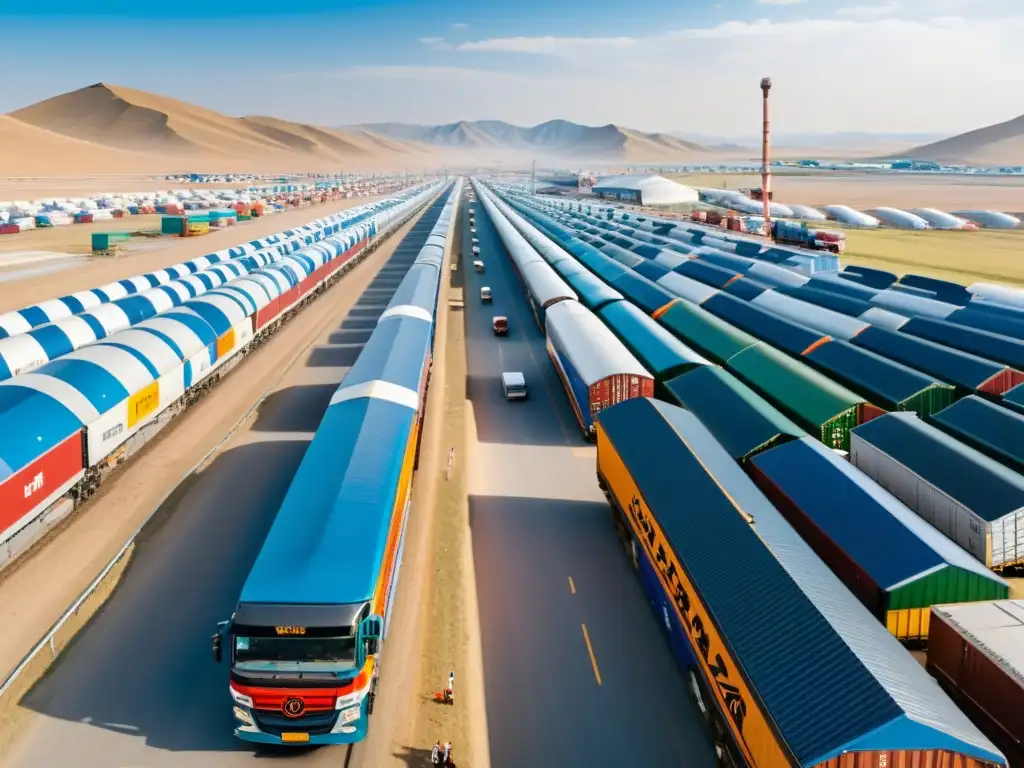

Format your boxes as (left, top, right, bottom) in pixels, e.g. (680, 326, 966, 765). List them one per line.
(462, 184, 717, 768)
(2, 197, 452, 768)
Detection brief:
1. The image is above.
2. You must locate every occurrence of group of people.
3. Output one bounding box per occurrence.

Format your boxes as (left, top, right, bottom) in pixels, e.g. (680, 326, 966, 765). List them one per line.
(431, 740, 454, 767)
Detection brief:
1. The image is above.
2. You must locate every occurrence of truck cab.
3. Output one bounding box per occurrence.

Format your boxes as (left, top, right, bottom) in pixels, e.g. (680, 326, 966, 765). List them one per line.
(492, 315, 508, 334)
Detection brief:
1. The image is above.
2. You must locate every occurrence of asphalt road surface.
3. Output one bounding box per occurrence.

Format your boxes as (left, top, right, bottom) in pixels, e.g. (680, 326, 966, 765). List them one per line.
(2, 197, 451, 768)
(462, 184, 717, 768)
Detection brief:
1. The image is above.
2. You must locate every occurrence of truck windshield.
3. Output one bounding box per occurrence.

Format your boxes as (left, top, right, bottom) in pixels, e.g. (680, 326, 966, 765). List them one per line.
(233, 635, 356, 670)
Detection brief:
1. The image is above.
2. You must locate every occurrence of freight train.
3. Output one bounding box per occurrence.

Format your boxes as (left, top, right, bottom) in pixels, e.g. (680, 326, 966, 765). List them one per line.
(212, 179, 461, 746)
(0, 183, 443, 569)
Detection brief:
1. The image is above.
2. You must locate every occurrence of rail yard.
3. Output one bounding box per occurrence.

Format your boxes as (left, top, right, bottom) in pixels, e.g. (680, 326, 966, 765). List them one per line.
(0, 170, 1023, 768)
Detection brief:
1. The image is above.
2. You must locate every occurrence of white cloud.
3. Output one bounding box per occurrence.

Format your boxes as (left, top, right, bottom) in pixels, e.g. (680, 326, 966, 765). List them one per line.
(289, 11, 1024, 133)
(419, 36, 453, 50)
(757, 0, 808, 4)
(451, 22, 469, 29)
(836, 3, 899, 18)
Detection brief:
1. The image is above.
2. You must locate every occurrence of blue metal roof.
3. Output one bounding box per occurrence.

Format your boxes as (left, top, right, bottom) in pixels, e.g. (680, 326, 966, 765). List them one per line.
(673, 258, 740, 289)
(608, 271, 675, 315)
(597, 397, 1004, 766)
(1004, 381, 1024, 413)
(662, 364, 805, 461)
(902, 316, 1024, 370)
(805, 338, 951, 410)
(342, 316, 431, 394)
(632, 260, 671, 282)
(554, 262, 623, 310)
(851, 325, 1007, 392)
(597, 301, 709, 381)
(720, 275, 769, 302)
(931, 395, 1024, 474)
(387, 264, 439, 317)
(0, 384, 82, 481)
(948, 306, 1024, 341)
(180, 299, 233, 337)
(38, 357, 129, 414)
(852, 412, 1024, 523)
(704, 292, 827, 357)
(751, 436, 1001, 588)
(239, 396, 414, 607)
(781, 284, 872, 317)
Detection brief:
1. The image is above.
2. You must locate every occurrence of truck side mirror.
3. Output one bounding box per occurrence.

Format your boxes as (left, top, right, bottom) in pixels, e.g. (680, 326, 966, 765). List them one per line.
(212, 633, 222, 663)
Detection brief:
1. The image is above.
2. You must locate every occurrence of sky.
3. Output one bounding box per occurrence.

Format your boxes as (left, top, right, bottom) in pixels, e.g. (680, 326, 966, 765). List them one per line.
(0, 0, 1021, 137)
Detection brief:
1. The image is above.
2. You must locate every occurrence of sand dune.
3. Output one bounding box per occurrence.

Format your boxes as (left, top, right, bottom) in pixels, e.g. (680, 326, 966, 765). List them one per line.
(894, 114, 1024, 166)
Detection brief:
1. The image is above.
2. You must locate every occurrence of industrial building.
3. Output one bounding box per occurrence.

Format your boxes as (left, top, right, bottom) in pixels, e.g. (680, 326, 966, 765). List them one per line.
(591, 174, 699, 206)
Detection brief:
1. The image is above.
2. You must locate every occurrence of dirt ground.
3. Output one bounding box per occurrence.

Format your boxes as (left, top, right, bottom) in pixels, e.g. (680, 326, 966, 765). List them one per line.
(0, 212, 424, 708)
(841, 228, 1024, 286)
(669, 172, 1024, 213)
(0, 177, 282, 199)
(0, 194, 387, 312)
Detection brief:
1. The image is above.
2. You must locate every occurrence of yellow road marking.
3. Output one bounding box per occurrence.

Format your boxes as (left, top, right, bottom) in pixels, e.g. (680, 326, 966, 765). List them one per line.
(568, 576, 576, 595)
(581, 623, 602, 685)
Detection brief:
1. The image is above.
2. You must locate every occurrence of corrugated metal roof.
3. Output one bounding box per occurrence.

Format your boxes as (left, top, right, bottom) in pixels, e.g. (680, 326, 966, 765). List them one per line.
(703, 292, 827, 356)
(674, 258, 741, 289)
(931, 395, 1024, 473)
(662, 364, 805, 460)
(545, 300, 649, 385)
(342, 315, 432, 394)
(597, 301, 709, 381)
(597, 398, 1003, 766)
(933, 600, 1024, 679)
(752, 436, 1002, 588)
(608, 271, 675, 315)
(806, 338, 954, 412)
(239, 396, 414, 607)
(852, 325, 1008, 392)
(902, 316, 1024, 370)
(851, 412, 1024, 523)
(728, 342, 864, 428)
(656, 298, 759, 364)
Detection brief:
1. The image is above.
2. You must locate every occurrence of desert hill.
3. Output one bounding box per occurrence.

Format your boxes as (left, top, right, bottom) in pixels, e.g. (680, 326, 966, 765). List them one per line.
(357, 119, 712, 160)
(5, 83, 434, 175)
(892, 115, 1024, 166)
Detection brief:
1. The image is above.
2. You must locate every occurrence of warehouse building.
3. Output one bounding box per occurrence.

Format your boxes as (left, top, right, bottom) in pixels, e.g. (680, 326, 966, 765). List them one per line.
(591, 174, 699, 206)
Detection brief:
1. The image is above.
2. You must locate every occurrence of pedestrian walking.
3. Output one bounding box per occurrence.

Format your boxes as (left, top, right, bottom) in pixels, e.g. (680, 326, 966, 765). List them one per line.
(431, 741, 441, 766)
(443, 741, 453, 767)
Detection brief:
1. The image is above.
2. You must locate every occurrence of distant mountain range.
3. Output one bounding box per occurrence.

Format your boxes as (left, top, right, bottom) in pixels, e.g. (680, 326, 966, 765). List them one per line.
(355, 120, 712, 160)
(885, 115, 1024, 166)
(672, 131, 950, 150)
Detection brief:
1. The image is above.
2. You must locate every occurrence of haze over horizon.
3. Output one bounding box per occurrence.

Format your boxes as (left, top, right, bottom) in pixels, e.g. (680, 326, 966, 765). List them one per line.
(1, 0, 1021, 137)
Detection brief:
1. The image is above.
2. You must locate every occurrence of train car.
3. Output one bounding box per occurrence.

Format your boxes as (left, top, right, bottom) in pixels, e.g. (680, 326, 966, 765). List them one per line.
(544, 300, 653, 439)
(595, 397, 1006, 768)
(212, 183, 456, 747)
(662, 364, 805, 462)
(900, 316, 1024, 371)
(596, 300, 710, 394)
(748, 436, 1008, 642)
(927, 600, 1024, 768)
(549, 258, 623, 312)
(850, 412, 1024, 571)
(930, 395, 1024, 475)
(701, 292, 831, 357)
(652, 298, 759, 365)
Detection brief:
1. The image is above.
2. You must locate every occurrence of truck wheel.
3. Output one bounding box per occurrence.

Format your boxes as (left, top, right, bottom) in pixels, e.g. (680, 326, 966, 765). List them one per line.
(366, 691, 376, 715)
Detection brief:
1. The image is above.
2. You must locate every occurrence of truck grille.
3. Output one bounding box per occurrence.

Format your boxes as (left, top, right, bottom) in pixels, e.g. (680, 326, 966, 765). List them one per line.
(252, 709, 339, 737)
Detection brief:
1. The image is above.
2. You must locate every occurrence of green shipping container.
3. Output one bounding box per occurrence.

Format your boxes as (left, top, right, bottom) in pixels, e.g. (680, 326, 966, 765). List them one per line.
(727, 342, 865, 451)
(654, 299, 759, 365)
(161, 216, 186, 235)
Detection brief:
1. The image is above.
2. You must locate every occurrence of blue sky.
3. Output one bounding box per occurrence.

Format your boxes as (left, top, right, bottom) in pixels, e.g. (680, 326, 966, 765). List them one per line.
(1, 0, 1020, 135)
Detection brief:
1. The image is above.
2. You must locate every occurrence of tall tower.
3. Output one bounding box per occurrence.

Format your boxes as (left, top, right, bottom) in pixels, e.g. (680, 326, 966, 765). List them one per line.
(760, 77, 773, 228)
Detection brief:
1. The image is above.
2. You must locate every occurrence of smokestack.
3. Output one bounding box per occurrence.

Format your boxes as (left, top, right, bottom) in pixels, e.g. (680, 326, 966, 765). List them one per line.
(760, 77, 772, 229)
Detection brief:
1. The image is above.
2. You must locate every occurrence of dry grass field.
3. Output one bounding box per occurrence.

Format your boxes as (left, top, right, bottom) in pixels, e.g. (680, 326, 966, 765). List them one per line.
(841, 228, 1024, 287)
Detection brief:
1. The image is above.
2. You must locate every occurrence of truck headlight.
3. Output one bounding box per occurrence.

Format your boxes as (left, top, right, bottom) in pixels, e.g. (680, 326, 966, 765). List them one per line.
(230, 686, 254, 708)
(341, 706, 361, 724)
(233, 707, 254, 725)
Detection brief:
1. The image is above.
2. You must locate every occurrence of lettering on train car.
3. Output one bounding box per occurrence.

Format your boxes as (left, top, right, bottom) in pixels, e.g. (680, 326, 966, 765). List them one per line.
(103, 423, 124, 442)
(23, 472, 44, 498)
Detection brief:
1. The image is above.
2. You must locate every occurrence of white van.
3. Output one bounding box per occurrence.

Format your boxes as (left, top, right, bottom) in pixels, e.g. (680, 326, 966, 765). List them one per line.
(480, 286, 492, 302)
(502, 372, 527, 400)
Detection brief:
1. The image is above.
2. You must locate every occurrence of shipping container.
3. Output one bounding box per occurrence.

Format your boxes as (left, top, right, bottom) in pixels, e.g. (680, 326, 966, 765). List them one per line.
(607, 270, 675, 315)
(653, 298, 759, 364)
(597, 300, 710, 388)
(927, 600, 1024, 768)
(749, 437, 1008, 642)
(595, 397, 1006, 768)
(544, 300, 653, 438)
(804, 338, 956, 417)
(851, 412, 1024, 571)
(851, 325, 1023, 396)
(702, 291, 830, 357)
(930, 395, 1024, 475)
(902, 316, 1024, 370)
(662, 364, 805, 461)
(727, 341, 867, 450)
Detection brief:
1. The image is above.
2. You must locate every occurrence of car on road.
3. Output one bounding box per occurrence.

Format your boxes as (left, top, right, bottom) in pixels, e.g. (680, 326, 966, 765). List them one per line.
(473, 259, 484, 272)
(472, 245, 480, 255)
(481, 286, 492, 302)
(492, 315, 508, 334)
(502, 371, 527, 400)
(470, 226, 477, 233)
(471, 237, 479, 244)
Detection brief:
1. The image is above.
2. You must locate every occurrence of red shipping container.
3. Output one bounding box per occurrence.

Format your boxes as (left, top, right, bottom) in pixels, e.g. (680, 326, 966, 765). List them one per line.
(255, 298, 281, 330)
(76, 214, 94, 224)
(0, 224, 19, 235)
(589, 373, 654, 414)
(977, 366, 1024, 396)
(0, 432, 85, 538)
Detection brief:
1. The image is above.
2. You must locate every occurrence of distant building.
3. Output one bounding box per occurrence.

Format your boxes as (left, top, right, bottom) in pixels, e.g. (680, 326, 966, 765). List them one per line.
(891, 160, 941, 171)
(590, 173, 699, 206)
